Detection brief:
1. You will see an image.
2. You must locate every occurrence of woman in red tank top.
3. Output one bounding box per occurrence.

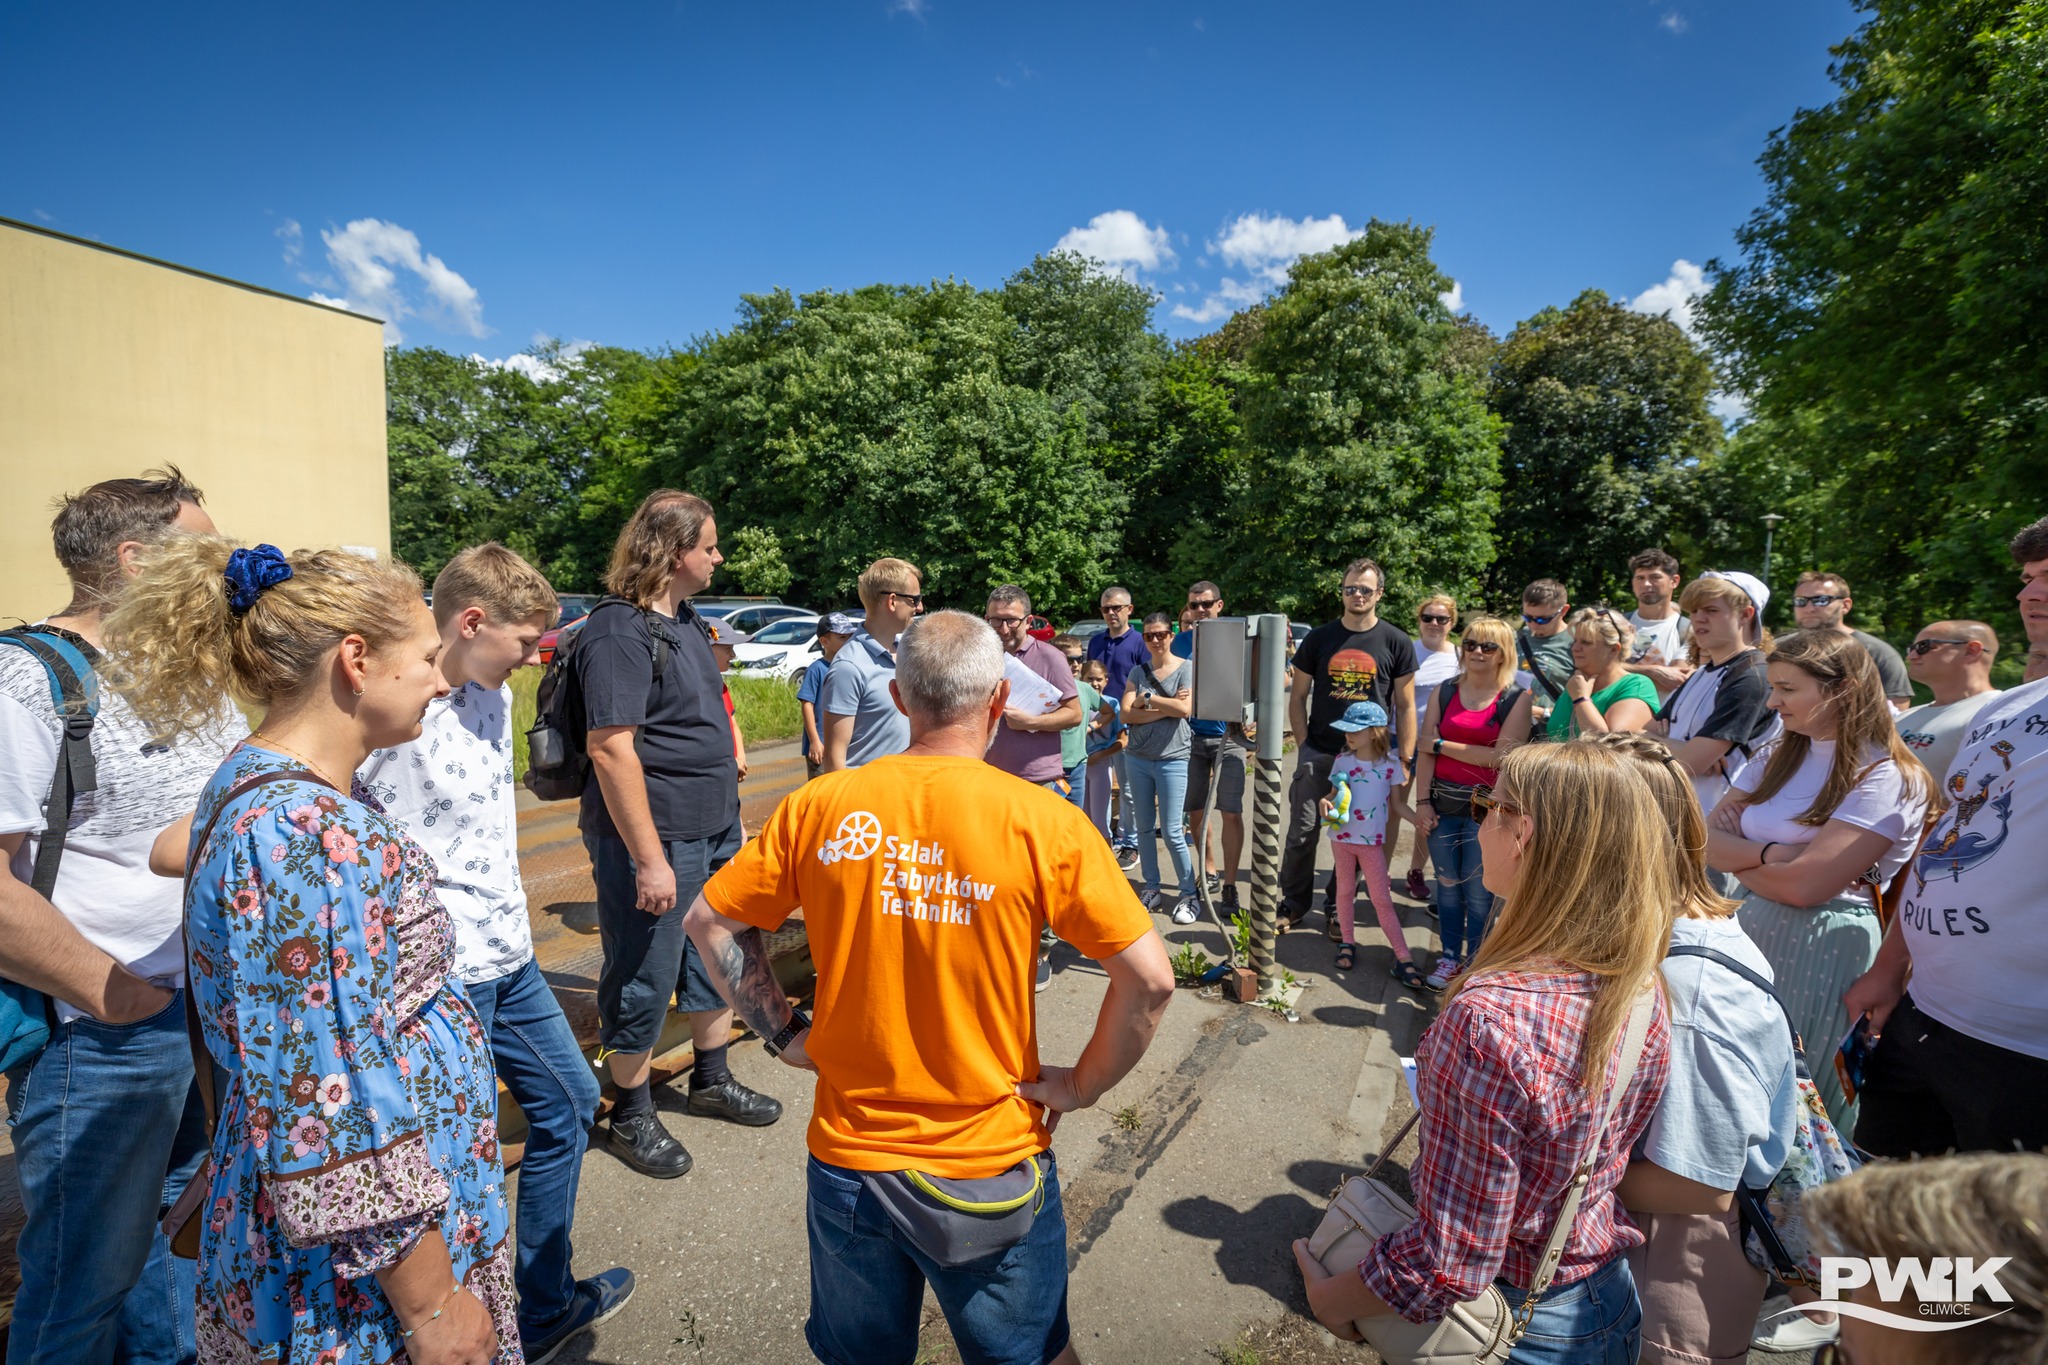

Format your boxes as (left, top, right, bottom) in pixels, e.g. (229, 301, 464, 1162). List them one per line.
(1411, 616, 1536, 988)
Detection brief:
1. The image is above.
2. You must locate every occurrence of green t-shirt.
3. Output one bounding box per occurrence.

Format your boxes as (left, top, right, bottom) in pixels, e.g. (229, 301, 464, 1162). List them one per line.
(1547, 672, 1661, 740)
(1061, 680, 1103, 768)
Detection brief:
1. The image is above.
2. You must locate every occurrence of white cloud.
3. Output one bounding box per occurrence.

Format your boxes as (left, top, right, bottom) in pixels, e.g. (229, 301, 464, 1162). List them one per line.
(888, 0, 928, 16)
(1628, 258, 1707, 339)
(310, 218, 487, 345)
(1214, 212, 1364, 286)
(33, 208, 54, 223)
(1660, 10, 1688, 33)
(307, 292, 353, 311)
(473, 335, 597, 384)
(1441, 280, 1465, 313)
(1053, 210, 1176, 283)
(276, 219, 303, 265)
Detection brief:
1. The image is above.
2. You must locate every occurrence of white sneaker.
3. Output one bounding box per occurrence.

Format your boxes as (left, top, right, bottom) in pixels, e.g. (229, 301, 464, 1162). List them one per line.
(1170, 896, 1200, 925)
(1751, 1306, 1840, 1351)
(1423, 957, 1459, 992)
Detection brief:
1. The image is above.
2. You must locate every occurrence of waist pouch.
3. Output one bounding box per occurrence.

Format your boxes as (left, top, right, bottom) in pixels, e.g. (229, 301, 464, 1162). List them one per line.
(863, 1154, 1048, 1268)
(1430, 780, 1486, 819)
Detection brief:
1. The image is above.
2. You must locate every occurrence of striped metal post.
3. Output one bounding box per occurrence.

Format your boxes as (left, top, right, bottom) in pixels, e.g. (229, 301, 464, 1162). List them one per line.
(1248, 613, 1288, 995)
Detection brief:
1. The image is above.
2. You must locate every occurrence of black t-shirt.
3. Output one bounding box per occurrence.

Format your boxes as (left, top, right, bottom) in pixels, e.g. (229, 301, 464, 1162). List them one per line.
(1293, 618, 1418, 755)
(574, 600, 740, 842)
(1657, 648, 1776, 750)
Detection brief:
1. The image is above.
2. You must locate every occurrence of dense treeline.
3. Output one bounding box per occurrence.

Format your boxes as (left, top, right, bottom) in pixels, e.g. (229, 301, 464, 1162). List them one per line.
(386, 0, 2044, 665)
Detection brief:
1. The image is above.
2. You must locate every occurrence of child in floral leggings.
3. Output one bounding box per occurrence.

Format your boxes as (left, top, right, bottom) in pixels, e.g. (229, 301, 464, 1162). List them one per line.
(1319, 701, 1425, 991)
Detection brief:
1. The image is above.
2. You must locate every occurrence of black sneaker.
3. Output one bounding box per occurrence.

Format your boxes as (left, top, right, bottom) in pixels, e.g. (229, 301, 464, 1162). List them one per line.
(523, 1267, 636, 1365)
(686, 1077, 784, 1127)
(607, 1110, 692, 1179)
(1220, 884, 1240, 912)
(1036, 953, 1052, 993)
(1115, 845, 1140, 870)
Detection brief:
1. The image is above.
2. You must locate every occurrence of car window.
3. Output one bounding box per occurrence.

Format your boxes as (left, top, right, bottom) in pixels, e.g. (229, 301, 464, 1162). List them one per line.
(753, 619, 817, 645)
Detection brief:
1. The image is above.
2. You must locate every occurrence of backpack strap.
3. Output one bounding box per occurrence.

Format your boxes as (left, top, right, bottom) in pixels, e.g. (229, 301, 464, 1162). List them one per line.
(588, 596, 671, 678)
(1665, 943, 1803, 1057)
(0, 627, 103, 900)
(1493, 683, 1527, 730)
(1517, 629, 1564, 701)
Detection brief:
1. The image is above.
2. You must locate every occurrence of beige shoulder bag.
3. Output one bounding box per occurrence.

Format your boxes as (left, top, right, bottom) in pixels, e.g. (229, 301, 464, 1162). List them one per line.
(1305, 989, 1655, 1365)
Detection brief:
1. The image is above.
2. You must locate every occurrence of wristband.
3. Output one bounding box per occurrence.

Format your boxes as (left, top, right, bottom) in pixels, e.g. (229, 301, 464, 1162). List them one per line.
(1758, 841, 1778, 868)
(1431, 736, 1444, 757)
(402, 1283, 463, 1340)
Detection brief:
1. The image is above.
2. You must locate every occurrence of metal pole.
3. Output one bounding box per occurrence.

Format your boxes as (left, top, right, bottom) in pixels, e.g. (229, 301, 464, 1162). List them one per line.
(1248, 613, 1288, 995)
(1761, 512, 1784, 591)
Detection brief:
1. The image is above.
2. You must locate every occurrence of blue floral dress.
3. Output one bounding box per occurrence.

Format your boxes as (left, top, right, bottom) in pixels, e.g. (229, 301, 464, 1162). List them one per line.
(186, 743, 520, 1364)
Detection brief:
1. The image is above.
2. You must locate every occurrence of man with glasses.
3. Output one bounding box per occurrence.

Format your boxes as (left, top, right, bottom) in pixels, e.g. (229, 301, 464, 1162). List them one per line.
(1171, 581, 1251, 910)
(1086, 586, 1149, 868)
(1790, 571, 1913, 710)
(1515, 579, 1576, 735)
(1281, 559, 1417, 929)
(821, 558, 923, 772)
(1896, 621, 2001, 780)
(984, 585, 1082, 791)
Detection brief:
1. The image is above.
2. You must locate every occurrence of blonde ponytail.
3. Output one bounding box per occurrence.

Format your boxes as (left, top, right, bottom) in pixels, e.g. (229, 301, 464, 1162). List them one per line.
(105, 536, 422, 738)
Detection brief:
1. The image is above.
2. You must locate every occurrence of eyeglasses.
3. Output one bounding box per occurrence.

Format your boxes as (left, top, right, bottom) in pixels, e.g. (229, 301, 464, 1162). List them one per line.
(1470, 789, 1517, 819)
(1101, 602, 1133, 613)
(1341, 584, 1381, 598)
(985, 614, 1027, 627)
(889, 591, 926, 607)
(1791, 594, 1843, 608)
(1142, 630, 1172, 641)
(1462, 640, 1502, 655)
(1907, 637, 1971, 656)
(1419, 613, 1452, 625)
(1521, 612, 1558, 626)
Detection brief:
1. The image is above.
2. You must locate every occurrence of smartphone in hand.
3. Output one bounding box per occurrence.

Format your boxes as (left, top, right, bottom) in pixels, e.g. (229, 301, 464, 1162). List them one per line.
(1837, 1014, 1877, 1103)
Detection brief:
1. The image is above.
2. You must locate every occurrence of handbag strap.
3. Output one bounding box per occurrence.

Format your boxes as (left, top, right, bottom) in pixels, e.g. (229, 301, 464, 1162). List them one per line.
(1508, 987, 1657, 1339)
(181, 766, 329, 1142)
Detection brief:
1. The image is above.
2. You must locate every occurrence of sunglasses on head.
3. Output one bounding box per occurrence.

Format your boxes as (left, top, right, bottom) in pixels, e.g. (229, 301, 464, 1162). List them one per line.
(1419, 613, 1452, 625)
(1462, 639, 1502, 655)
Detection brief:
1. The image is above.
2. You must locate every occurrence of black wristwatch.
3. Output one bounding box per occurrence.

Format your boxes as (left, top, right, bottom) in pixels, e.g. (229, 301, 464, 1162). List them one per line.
(764, 1010, 812, 1058)
(1431, 736, 1445, 757)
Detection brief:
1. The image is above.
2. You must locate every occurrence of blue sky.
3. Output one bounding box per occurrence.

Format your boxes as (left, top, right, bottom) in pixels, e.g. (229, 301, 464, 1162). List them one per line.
(5, 0, 1856, 363)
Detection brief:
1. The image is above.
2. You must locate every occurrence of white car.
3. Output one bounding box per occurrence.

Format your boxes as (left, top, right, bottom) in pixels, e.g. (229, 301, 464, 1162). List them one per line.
(726, 614, 822, 681)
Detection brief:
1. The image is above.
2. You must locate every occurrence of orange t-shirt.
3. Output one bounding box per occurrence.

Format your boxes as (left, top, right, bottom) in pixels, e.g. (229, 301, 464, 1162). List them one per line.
(703, 753, 1152, 1177)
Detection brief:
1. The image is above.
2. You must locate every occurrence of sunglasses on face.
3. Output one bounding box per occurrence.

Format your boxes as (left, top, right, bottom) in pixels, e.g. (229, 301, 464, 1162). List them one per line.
(1102, 603, 1132, 613)
(1063, 653, 1085, 665)
(1470, 789, 1516, 819)
(1341, 585, 1381, 598)
(1462, 640, 1502, 655)
(1791, 594, 1843, 608)
(1907, 638, 1970, 656)
(1142, 630, 1172, 641)
(1188, 598, 1220, 611)
(1521, 612, 1558, 626)
(1419, 614, 1451, 626)
(890, 591, 926, 607)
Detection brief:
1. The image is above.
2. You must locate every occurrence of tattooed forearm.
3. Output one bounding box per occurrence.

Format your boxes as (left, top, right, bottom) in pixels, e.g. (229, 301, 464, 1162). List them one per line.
(711, 925, 792, 1041)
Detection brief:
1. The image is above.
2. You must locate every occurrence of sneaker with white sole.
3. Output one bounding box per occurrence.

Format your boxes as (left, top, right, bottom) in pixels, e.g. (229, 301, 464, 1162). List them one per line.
(1170, 895, 1199, 925)
(1423, 957, 1459, 992)
(1750, 1306, 1840, 1351)
(1115, 845, 1140, 870)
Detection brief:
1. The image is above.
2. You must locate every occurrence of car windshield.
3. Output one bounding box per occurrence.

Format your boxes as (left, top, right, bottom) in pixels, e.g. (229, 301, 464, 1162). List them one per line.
(753, 619, 817, 645)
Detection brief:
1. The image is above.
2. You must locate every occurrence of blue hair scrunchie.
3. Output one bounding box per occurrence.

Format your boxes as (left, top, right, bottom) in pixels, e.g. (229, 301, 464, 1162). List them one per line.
(224, 544, 294, 615)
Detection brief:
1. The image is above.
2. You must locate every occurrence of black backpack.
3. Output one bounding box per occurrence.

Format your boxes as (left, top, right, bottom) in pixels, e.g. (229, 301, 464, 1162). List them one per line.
(524, 598, 672, 802)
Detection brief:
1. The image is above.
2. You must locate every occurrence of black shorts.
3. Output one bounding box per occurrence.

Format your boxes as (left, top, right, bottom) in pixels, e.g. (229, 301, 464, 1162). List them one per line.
(1854, 995, 2048, 1158)
(1185, 732, 1248, 815)
(588, 818, 745, 1053)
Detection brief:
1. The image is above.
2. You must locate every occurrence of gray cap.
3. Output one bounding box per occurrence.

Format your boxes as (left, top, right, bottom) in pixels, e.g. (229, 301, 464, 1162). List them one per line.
(822, 611, 862, 636)
(705, 618, 752, 645)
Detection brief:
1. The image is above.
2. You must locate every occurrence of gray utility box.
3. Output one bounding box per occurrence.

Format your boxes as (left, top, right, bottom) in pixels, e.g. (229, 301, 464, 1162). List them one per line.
(1190, 616, 1254, 724)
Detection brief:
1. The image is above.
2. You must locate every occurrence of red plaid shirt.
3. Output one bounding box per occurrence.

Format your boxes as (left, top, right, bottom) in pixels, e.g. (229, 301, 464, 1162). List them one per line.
(1360, 969, 1670, 1323)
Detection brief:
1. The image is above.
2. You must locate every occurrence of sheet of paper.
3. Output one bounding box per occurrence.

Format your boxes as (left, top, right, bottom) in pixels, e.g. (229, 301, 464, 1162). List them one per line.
(1003, 653, 1067, 716)
(1400, 1056, 1419, 1107)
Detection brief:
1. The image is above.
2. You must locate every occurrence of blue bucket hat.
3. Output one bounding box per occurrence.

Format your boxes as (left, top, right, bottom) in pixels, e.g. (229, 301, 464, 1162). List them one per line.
(1330, 700, 1389, 732)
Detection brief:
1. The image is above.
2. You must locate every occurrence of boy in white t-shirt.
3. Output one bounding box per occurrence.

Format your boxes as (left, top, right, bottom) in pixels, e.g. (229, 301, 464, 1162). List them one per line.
(358, 544, 632, 1361)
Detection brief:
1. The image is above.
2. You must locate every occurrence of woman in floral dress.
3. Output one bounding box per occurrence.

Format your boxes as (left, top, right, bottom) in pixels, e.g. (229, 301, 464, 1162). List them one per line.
(109, 538, 515, 1365)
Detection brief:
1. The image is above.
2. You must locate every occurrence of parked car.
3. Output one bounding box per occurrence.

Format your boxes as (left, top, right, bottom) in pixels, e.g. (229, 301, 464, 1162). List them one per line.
(726, 615, 821, 681)
(536, 596, 809, 667)
(1064, 618, 1108, 640)
(711, 602, 813, 635)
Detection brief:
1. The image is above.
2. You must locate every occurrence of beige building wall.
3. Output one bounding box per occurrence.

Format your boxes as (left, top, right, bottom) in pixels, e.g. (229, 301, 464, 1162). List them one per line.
(1, 218, 389, 621)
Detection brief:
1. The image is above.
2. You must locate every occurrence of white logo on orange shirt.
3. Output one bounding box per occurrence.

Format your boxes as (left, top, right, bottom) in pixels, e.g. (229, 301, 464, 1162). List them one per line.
(818, 811, 883, 865)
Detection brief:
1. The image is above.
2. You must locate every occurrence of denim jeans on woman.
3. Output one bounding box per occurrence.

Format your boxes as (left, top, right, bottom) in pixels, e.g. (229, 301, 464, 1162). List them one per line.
(465, 955, 604, 1338)
(1496, 1254, 1642, 1364)
(6, 990, 206, 1365)
(1427, 812, 1487, 963)
(1127, 754, 1193, 897)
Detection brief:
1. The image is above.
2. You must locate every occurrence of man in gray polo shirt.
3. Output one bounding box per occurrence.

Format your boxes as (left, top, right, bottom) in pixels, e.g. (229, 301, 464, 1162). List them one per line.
(821, 557, 922, 771)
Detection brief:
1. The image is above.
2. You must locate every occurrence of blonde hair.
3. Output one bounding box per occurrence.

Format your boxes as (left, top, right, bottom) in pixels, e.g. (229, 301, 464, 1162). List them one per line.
(1570, 605, 1635, 655)
(1678, 575, 1771, 657)
(432, 543, 558, 628)
(1807, 1153, 2048, 1365)
(1455, 615, 1517, 694)
(1746, 629, 1944, 826)
(857, 557, 921, 612)
(1345, 724, 1393, 760)
(1417, 594, 1458, 627)
(605, 490, 713, 608)
(1584, 731, 1736, 921)
(105, 536, 423, 739)
(1448, 742, 1675, 1085)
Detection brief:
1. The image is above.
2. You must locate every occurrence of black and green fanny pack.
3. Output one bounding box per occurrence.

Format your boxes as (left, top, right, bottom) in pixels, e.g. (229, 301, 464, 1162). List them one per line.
(862, 1155, 1049, 1268)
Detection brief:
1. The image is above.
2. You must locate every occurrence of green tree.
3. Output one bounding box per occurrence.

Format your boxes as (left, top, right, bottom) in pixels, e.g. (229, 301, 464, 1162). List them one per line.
(1225, 221, 1503, 622)
(1696, 0, 2048, 639)
(1485, 290, 1720, 604)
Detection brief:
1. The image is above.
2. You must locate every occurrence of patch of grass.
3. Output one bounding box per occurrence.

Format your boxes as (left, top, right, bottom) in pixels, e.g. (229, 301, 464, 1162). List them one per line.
(1112, 1104, 1142, 1133)
(507, 666, 802, 781)
(1170, 941, 1214, 986)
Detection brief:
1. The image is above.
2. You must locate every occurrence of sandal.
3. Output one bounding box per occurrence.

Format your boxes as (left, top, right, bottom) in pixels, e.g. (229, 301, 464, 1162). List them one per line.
(1334, 944, 1357, 971)
(1390, 961, 1428, 993)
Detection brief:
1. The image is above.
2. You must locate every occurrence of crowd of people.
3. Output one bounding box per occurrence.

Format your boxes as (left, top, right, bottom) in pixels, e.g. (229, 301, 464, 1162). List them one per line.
(0, 465, 2043, 1365)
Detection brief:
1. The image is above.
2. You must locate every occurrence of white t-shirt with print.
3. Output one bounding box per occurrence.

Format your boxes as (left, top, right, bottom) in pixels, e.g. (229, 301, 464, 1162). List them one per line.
(1327, 753, 1405, 847)
(1895, 690, 2001, 785)
(1627, 609, 1692, 704)
(1898, 678, 2048, 1059)
(1729, 739, 1928, 891)
(0, 638, 242, 1020)
(358, 681, 531, 985)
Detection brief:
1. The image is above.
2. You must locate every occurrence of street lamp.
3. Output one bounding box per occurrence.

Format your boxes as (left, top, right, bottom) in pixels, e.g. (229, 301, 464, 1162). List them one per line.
(1761, 513, 1786, 588)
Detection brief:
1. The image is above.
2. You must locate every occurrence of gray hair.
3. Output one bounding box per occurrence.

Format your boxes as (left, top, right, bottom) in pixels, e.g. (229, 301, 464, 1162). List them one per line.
(1099, 584, 1132, 607)
(987, 583, 1031, 614)
(896, 610, 1004, 723)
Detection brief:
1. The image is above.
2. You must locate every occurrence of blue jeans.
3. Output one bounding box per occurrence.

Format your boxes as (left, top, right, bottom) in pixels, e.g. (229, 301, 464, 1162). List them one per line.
(1128, 754, 1193, 897)
(466, 956, 603, 1336)
(1111, 748, 1136, 848)
(804, 1153, 1071, 1365)
(1062, 759, 1086, 812)
(1427, 812, 1487, 962)
(588, 821, 745, 1052)
(1498, 1255, 1641, 1364)
(6, 991, 205, 1365)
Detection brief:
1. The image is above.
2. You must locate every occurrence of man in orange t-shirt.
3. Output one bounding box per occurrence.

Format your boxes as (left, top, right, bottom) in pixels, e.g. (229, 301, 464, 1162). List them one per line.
(686, 609, 1173, 1365)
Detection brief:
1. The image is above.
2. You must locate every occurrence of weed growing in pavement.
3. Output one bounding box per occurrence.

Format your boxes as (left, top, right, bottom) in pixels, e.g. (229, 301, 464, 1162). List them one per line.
(1170, 941, 1213, 985)
(1113, 1104, 1142, 1132)
(673, 1307, 706, 1354)
(1230, 909, 1253, 961)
